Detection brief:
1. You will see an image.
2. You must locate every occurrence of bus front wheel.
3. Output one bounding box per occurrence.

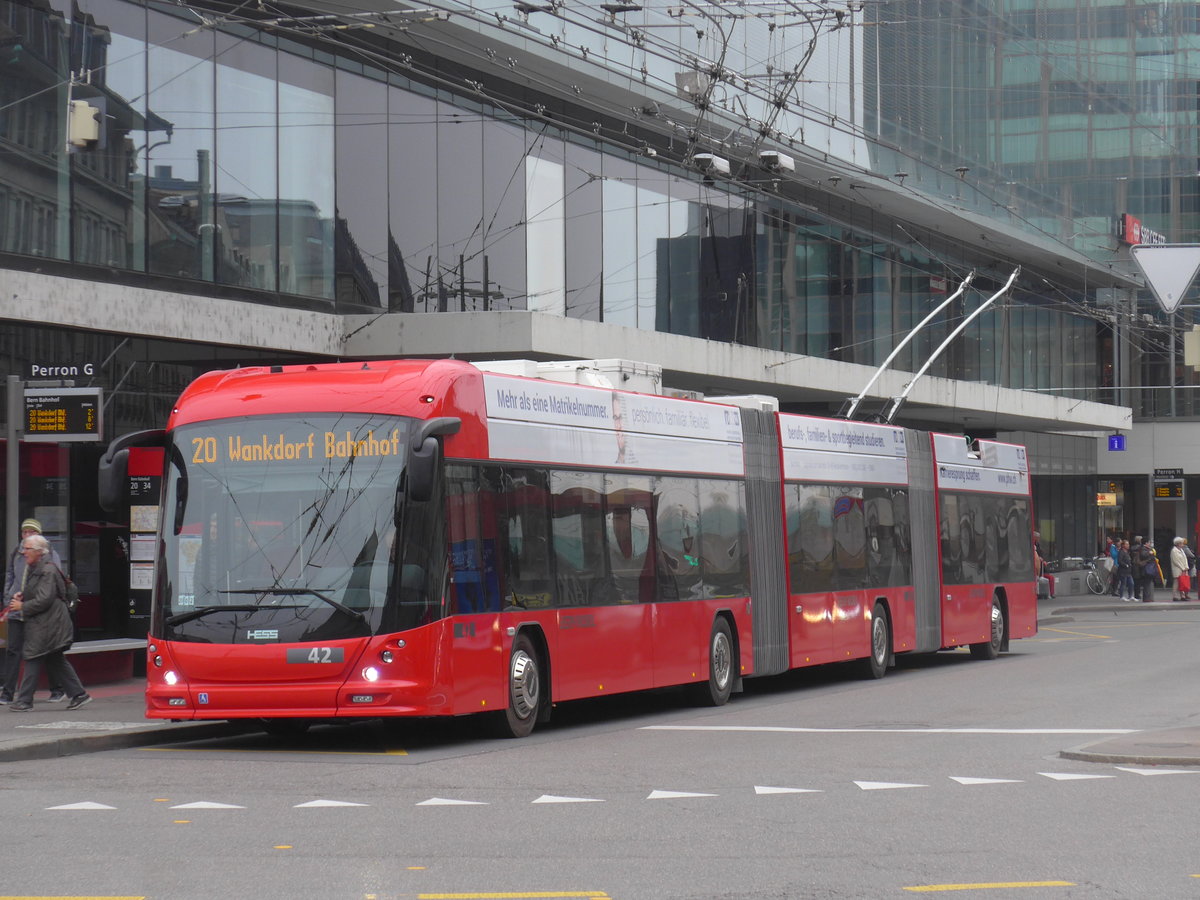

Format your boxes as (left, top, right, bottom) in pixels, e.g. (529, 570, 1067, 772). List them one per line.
(693, 617, 735, 707)
(495, 633, 541, 738)
(969, 597, 1005, 660)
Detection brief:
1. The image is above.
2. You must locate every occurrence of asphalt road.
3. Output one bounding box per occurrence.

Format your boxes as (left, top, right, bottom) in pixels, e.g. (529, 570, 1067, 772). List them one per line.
(4, 606, 1199, 899)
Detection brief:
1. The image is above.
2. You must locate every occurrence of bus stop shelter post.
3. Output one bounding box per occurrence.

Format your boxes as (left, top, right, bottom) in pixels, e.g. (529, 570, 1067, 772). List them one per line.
(6, 376, 24, 557)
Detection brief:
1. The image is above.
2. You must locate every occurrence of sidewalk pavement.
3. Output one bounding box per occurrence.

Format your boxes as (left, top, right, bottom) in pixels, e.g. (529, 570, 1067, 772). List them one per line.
(0, 588, 1197, 765)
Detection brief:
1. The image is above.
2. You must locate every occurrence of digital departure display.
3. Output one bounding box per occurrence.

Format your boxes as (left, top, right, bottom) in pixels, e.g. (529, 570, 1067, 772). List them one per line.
(23, 387, 102, 442)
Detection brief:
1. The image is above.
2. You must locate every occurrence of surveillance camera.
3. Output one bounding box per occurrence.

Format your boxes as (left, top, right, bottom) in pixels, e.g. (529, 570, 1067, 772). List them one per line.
(692, 153, 730, 176)
(758, 150, 795, 173)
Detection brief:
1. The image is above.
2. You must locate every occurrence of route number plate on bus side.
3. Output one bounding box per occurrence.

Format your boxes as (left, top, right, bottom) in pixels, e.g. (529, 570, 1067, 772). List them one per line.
(286, 647, 345, 664)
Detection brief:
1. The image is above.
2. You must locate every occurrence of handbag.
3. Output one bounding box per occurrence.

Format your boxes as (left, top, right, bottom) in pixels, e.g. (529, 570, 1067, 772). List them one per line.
(53, 564, 80, 613)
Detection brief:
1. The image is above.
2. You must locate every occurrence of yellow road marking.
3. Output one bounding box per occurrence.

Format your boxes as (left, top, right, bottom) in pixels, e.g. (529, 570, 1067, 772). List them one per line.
(417, 894, 610, 899)
(904, 883, 1074, 892)
(1039, 627, 1113, 639)
(0, 897, 147, 899)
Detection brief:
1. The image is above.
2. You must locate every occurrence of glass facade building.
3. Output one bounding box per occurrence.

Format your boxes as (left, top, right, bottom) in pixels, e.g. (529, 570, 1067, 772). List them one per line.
(7, 0, 1198, 639)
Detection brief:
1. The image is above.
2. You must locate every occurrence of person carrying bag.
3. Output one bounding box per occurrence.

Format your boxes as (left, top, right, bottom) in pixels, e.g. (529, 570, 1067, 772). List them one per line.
(6, 534, 91, 712)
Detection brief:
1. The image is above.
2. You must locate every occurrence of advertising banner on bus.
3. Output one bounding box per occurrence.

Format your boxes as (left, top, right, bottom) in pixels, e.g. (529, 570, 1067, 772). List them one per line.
(778, 414, 909, 485)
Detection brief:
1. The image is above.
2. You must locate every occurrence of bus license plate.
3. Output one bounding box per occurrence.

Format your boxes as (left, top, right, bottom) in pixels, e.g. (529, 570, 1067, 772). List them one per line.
(286, 647, 345, 664)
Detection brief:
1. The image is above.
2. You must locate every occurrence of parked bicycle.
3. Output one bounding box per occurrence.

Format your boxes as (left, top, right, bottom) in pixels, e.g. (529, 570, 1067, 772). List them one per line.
(1084, 557, 1109, 595)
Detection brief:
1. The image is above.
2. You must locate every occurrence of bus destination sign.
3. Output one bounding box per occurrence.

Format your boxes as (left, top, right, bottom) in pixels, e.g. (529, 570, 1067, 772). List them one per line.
(24, 387, 103, 442)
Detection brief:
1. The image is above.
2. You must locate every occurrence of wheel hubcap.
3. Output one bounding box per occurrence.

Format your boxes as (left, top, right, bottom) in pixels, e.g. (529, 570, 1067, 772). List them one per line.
(712, 631, 732, 691)
(510, 650, 539, 719)
(990, 603, 1003, 645)
(872, 615, 887, 663)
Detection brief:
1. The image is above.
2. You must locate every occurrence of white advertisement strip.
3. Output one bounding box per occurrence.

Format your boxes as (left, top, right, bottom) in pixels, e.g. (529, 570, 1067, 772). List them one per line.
(487, 419, 745, 476)
(936, 463, 1029, 495)
(779, 414, 907, 458)
(980, 440, 1029, 473)
(483, 374, 743, 443)
(781, 447, 910, 486)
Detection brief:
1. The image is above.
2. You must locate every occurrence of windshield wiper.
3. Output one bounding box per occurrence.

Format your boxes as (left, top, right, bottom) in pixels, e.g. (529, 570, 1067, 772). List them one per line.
(166, 604, 273, 627)
(221, 587, 366, 622)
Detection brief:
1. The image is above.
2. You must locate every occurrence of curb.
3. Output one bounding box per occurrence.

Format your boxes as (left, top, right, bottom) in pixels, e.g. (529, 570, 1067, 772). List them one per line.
(0, 721, 254, 763)
(1059, 746, 1200, 767)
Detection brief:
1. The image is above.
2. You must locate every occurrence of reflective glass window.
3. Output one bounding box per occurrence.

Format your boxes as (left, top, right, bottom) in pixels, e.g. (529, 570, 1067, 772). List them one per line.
(388, 86, 437, 312)
(146, 10, 214, 280)
(698, 479, 749, 598)
(604, 473, 656, 604)
(437, 94, 483, 311)
(526, 137, 565, 314)
(215, 33, 277, 292)
(278, 53, 334, 300)
(564, 143, 603, 320)
(551, 471, 605, 606)
(602, 156, 638, 326)
(335, 71, 388, 310)
(655, 476, 702, 600)
(481, 118, 528, 311)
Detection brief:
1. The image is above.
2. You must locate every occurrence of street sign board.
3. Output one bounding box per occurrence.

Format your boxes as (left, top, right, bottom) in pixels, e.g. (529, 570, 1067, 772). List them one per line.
(1129, 244, 1200, 314)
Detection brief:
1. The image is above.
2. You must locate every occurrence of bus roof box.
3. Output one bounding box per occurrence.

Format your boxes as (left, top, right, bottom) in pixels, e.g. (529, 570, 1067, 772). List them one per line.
(710, 394, 780, 413)
(538, 359, 663, 395)
(473, 358, 663, 394)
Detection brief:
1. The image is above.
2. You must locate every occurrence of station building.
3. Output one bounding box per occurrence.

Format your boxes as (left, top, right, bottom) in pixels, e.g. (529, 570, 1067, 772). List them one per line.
(1, 0, 1194, 641)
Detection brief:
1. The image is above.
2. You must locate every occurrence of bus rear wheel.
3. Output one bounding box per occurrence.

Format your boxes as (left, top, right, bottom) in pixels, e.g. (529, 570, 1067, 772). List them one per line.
(969, 597, 1005, 660)
(693, 617, 735, 707)
(494, 632, 541, 738)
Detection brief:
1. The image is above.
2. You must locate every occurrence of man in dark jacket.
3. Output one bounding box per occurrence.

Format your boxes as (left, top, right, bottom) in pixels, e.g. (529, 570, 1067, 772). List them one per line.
(2, 518, 65, 704)
(7, 534, 90, 712)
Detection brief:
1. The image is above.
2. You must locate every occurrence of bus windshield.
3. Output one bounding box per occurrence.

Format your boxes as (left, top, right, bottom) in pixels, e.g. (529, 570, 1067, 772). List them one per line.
(158, 413, 427, 643)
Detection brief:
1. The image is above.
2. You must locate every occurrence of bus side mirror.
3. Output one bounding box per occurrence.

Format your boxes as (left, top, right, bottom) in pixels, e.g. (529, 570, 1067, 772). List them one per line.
(98, 448, 129, 513)
(98, 429, 166, 513)
(405, 417, 461, 504)
(408, 436, 441, 503)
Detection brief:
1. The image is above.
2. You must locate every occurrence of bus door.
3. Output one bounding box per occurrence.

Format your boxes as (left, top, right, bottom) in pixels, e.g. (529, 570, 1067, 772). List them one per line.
(784, 483, 836, 666)
(829, 491, 870, 659)
(551, 473, 654, 699)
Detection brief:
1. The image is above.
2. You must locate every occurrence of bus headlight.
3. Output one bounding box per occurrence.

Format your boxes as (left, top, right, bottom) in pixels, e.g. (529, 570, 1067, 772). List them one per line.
(362, 666, 380, 682)
(164, 670, 179, 686)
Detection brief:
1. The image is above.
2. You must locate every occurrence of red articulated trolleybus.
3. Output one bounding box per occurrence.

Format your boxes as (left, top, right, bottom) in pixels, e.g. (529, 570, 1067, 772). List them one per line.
(98, 358, 1037, 737)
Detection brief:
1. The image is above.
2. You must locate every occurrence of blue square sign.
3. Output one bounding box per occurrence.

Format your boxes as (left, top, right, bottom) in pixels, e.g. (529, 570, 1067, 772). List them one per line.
(1108, 434, 1126, 451)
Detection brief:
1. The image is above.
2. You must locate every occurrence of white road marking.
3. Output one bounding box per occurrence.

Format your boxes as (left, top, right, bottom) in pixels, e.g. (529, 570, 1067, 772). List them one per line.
(643, 725, 1139, 735)
(294, 799, 370, 807)
(854, 781, 928, 791)
(417, 797, 488, 806)
(1038, 772, 1115, 781)
(1114, 766, 1200, 776)
(532, 795, 605, 804)
(646, 789, 717, 800)
(46, 801, 117, 810)
(754, 785, 822, 795)
(170, 801, 245, 808)
(949, 776, 1024, 785)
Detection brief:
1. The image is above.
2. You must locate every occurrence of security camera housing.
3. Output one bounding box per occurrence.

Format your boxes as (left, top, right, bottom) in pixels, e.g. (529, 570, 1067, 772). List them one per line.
(692, 153, 731, 176)
(758, 150, 795, 173)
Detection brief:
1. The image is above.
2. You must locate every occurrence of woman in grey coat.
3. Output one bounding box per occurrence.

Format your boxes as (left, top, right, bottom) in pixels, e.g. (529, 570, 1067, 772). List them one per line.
(7, 534, 90, 712)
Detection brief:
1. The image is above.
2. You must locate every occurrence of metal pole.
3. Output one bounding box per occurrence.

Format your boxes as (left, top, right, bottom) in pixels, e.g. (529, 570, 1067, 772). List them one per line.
(6, 376, 24, 558)
(883, 267, 1021, 424)
(842, 271, 975, 420)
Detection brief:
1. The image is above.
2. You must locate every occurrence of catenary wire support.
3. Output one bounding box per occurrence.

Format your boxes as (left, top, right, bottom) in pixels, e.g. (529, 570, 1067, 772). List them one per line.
(882, 267, 1020, 425)
(840, 270, 975, 420)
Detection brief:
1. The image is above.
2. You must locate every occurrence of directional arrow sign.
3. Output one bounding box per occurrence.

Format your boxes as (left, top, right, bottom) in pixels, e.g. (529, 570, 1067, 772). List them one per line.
(1129, 244, 1200, 314)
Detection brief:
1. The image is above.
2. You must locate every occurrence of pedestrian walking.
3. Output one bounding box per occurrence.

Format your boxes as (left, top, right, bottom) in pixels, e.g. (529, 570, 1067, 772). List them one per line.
(6, 534, 90, 712)
(1170, 537, 1191, 601)
(1, 519, 65, 705)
